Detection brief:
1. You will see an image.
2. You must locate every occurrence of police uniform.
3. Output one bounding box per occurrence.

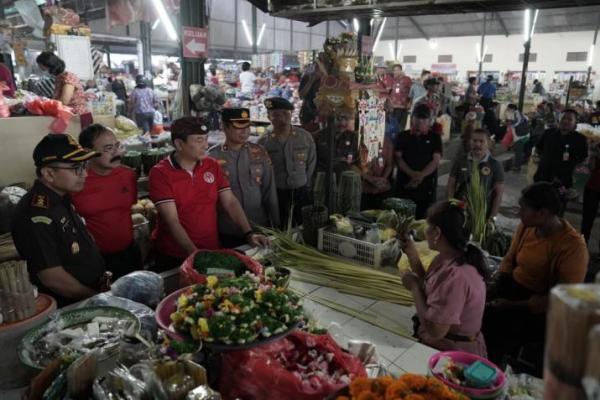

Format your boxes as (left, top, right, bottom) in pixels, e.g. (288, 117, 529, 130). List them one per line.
(211, 108, 280, 248)
(11, 134, 106, 307)
(259, 97, 316, 225)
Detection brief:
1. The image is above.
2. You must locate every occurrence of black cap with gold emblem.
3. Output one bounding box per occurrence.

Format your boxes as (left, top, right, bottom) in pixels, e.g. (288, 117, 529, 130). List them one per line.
(221, 108, 251, 129)
(264, 97, 294, 111)
(33, 133, 99, 167)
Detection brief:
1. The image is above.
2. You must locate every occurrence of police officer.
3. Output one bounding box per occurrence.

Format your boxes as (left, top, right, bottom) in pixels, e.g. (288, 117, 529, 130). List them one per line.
(11, 134, 107, 307)
(210, 108, 280, 248)
(259, 97, 316, 226)
(314, 107, 359, 178)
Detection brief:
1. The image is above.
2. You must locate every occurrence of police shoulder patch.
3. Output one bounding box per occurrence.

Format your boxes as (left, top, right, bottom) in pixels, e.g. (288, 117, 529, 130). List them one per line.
(31, 194, 49, 209)
(31, 216, 52, 225)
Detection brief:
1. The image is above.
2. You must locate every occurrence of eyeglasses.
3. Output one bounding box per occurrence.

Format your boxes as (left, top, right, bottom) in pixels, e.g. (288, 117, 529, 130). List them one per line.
(49, 163, 88, 176)
(102, 142, 122, 153)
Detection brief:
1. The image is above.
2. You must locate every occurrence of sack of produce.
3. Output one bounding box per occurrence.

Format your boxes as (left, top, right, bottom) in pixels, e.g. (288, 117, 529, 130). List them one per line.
(115, 115, 138, 132)
(110, 271, 164, 308)
(179, 249, 263, 287)
(382, 198, 416, 217)
(219, 330, 367, 400)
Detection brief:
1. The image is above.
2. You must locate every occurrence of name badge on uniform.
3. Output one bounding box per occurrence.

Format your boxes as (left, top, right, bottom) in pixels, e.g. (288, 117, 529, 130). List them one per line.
(563, 151, 570, 161)
(71, 242, 80, 255)
(295, 152, 306, 166)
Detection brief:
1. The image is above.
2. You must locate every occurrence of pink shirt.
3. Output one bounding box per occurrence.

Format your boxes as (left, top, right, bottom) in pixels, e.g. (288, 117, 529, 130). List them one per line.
(419, 257, 487, 357)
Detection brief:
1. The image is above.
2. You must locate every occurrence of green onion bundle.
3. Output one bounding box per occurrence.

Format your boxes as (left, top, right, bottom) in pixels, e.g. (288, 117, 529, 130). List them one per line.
(263, 228, 414, 306)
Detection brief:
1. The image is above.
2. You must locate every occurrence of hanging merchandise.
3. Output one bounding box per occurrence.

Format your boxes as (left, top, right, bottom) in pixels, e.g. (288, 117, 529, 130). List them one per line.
(358, 94, 385, 161)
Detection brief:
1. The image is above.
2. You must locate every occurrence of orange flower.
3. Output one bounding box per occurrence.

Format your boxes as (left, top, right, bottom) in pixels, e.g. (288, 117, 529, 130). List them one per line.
(350, 377, 373, 396)
(357, 392, 380, 400)
(385, 381, 410, 399)
(398, 374, 428, 391)
(404, 395, 425, 400)
(336, 397, 351, 400)
(371, 376, 394, 395)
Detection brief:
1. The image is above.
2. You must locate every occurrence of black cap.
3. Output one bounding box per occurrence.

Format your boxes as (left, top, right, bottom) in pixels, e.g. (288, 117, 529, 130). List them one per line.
(412, 104, 431, 119)
(486, 75, 494, 81)
(33, 133, 99, 167)
(264, 97, 294, 111)
(221, 108, 251, 129)
(424, 78, 440, 87)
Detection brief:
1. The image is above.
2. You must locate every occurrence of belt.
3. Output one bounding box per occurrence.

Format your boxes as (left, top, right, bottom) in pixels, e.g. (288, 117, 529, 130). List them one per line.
(445, 332, 478, 342)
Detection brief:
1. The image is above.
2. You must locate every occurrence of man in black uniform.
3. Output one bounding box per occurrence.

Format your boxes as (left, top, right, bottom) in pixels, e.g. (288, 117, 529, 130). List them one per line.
(394, 104, 443, 219)
(11, 134, 107, 307)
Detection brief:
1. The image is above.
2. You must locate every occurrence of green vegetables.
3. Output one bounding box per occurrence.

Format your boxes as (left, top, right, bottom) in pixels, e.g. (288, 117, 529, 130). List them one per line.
(466, 160, 487, 244)
(193, 252, 244, 278)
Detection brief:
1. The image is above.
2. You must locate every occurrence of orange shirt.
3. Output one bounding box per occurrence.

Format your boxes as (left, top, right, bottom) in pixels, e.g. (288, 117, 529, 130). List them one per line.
(500, 220, 587, 303)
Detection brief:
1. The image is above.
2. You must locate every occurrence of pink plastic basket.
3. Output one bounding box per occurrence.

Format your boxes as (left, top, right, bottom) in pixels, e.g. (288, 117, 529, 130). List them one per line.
(428, 351, 506, 399)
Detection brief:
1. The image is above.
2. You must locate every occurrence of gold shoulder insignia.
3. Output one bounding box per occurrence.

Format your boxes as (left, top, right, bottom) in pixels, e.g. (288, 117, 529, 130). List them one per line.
(31, 194, 49, 209)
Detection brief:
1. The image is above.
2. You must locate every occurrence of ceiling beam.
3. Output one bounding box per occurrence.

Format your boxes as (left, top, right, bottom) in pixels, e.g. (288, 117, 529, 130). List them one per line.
(494, 12, 510, 37)
(406, 16, 429, 40)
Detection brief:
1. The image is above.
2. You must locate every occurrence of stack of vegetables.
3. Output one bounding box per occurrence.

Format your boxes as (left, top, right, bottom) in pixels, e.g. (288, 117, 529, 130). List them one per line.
(170, 273, 303, 345)
(114, 115, 142, 140)
(338, 374, 467, 400)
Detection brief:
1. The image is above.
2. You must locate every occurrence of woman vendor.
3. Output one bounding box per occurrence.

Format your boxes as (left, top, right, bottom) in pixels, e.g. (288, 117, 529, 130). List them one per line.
(483, 182, 588, 370)
(400, 200, 488, 357)
(36, 51, 89, 115)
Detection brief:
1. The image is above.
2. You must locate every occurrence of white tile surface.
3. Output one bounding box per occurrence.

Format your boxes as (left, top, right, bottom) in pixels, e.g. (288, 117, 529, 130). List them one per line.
(341, 317, 415, 366)
(288, 280, 321, 296)
(393, 343, 439, 375)
(310, 286, 377, 311)
(301, 298, 354, 328)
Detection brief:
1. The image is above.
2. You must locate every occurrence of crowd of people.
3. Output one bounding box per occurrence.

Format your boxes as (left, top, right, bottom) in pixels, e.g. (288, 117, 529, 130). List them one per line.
(7, 60, 600, 379)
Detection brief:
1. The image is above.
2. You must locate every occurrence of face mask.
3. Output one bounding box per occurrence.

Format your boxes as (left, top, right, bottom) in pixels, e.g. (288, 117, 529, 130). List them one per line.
(40, 70, 52, 78)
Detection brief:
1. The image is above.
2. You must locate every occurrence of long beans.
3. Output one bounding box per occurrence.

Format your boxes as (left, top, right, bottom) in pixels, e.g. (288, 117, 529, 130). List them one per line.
(263, 229, 414, 306)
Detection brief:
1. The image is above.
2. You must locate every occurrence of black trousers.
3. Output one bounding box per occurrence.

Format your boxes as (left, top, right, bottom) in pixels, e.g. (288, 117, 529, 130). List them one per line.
(480, 97, 494, 111)
(278, 186, 312, 228)
(103, 242, 143, 280)
(393, 108, 408, 132)
(482, 276, 546, 370)
(581, 186, 600, 246)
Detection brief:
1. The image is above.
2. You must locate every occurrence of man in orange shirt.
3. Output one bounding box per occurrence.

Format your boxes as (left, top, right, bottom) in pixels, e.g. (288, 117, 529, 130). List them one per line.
(72, 124, 141, 279)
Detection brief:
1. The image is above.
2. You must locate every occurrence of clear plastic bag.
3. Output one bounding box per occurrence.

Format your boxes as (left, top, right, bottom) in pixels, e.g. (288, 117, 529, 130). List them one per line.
(81, 293, 157, 340)
(111, 271, 164, 308)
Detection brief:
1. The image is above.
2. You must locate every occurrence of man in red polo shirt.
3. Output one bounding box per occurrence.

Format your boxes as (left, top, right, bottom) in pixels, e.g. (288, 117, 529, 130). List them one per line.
(72, 124, 141, 279)
(149, 117, 269, 271)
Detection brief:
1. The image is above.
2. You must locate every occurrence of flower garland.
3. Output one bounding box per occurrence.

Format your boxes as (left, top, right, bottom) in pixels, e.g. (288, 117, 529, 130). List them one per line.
(338, 374, 468, 400)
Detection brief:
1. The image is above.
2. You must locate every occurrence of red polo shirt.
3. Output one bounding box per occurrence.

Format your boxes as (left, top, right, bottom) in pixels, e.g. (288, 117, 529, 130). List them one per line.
(149, 153, 230, 259)
(72, 166, 137, 254)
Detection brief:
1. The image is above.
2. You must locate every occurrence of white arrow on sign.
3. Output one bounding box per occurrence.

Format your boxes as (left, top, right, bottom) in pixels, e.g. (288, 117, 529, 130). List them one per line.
(186, 39, 206, 55)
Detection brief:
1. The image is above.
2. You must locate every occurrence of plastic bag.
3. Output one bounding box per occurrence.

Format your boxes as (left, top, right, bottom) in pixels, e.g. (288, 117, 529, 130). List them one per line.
(219, 331, 367, 400)
(179, 249, 263, 287)
(110, 271, 164, 308)
(501, 126, 515, 147)
(397, 241, 438, 273)
(80, 293, 157, 340)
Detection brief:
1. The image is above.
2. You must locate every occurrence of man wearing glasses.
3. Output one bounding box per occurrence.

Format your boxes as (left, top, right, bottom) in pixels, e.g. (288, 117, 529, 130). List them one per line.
(11, 134, 106, 306)
(72, 124, 141, 279)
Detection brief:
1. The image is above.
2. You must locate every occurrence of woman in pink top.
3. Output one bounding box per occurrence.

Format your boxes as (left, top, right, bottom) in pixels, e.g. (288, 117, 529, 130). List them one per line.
(400, 200, 488, 357)
(36, 51, 89, 115)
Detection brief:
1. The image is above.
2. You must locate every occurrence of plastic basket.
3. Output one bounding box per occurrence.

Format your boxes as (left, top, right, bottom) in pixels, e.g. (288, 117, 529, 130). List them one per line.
(317, 223, 384, 267)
